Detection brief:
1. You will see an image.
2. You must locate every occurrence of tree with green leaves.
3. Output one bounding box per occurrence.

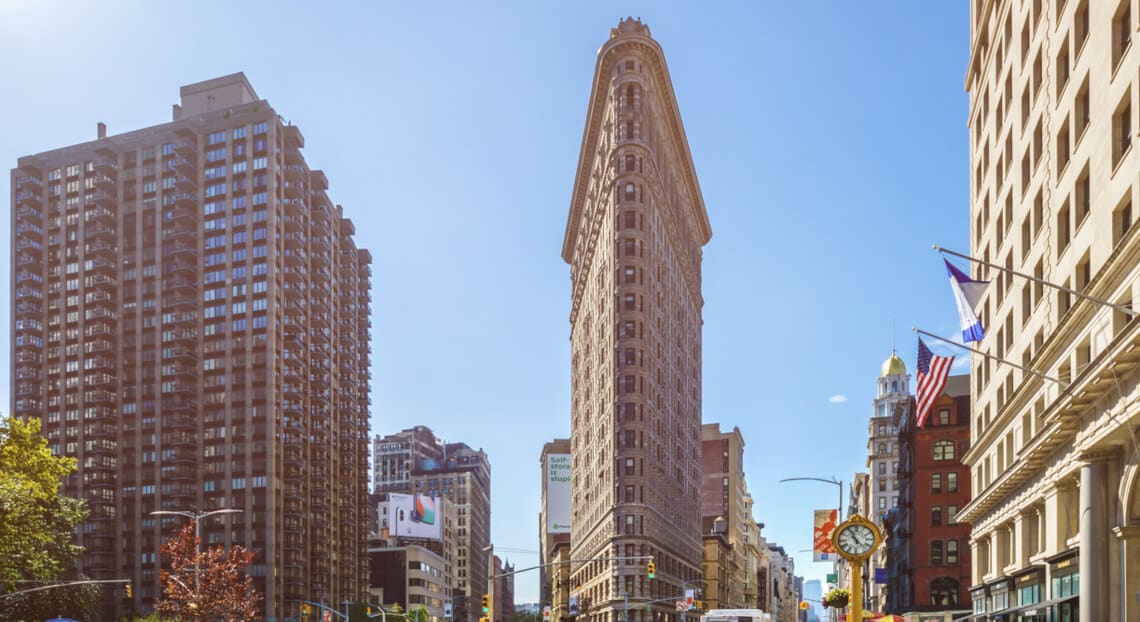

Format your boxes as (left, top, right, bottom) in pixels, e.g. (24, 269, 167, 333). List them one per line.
(0, 416, 93, 620)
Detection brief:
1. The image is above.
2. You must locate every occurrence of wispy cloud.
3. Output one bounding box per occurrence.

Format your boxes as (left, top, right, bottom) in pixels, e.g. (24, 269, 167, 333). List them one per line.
(828, 394, 848, 404)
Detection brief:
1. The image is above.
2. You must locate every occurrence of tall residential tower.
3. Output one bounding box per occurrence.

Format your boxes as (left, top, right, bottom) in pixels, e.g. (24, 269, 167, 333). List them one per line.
(564, 18, 711, 622)
(9, 73, 372, 619)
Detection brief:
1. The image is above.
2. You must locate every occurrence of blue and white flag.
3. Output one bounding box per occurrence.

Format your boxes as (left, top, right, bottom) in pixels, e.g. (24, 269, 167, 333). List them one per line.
(945, 259, 988, 342)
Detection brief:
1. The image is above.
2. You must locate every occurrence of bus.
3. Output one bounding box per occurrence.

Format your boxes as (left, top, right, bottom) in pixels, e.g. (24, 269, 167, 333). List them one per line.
(699, 609, 771, 622)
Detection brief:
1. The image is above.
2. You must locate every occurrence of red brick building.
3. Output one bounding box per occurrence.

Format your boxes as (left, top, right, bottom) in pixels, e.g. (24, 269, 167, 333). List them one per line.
(886, 374, 972, 617)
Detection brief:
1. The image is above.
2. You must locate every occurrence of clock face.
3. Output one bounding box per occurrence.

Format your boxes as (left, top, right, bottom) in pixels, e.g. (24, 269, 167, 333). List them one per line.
(836, 523, 876, 556)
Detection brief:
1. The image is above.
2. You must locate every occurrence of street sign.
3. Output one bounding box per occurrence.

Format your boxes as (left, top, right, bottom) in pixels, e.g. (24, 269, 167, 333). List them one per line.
(826, 573, 838, 584)
(675, 601, 687, 612)
(543, 606, 552, 621)
(684, 589, 694, 604)
(445, 603, 453, 619)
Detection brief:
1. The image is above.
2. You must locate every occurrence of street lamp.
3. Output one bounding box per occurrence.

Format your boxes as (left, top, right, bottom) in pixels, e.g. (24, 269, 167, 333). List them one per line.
(483, 544, 495, 622)
(778, 477, 843, 519)
(778, 477, 842, 622)
(151, 508, 243, 612)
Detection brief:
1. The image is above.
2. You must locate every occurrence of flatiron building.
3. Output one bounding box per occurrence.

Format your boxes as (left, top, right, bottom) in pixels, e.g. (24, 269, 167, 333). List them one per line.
(563, 18, 711, 622)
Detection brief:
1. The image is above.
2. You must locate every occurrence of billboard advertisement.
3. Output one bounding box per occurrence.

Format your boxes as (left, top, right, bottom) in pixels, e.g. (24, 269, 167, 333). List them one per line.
(389, 492, 443, 541)
(813, 509, 838, 562)
(545, 453, 571, 533)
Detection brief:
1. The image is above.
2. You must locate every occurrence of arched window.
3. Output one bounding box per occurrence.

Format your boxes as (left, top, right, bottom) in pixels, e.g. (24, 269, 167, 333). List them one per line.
(930, 577, 959, 606)
(892, 381, 898, 392)
(933, 440, 956, 461)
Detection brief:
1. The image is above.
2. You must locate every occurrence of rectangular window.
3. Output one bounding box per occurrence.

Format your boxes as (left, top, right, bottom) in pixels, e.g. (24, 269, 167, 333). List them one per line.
(932, 505, 943, 526)
(947, 472, 959, 492)
(1076, 169, 1091, 226)
(1057, 119, 1071, 173)
(931, 540, 943, 565)
(1075, 78, 1090, 139)
(232, 127, 247, 140)
(1115, 0, 1133, 67)
(1115, 194, 1134, 245)
(931, 472, 943, 493)
(1057, 199, 1071, 255)
(208, 131, 226, 145)
(253, 121, 268, 134)
(1114, 93, 1132, 167)
(1075, 1, 1090, 51)
(1056, 38, 1069, 97)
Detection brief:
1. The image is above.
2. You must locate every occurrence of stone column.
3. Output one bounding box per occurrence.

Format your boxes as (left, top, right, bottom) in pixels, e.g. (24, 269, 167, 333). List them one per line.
(1115, 525, 1140, 622)
(1080, 453, 1112, 622)
(1013, 513, 1027, 568)
(970, 539, 982, 586)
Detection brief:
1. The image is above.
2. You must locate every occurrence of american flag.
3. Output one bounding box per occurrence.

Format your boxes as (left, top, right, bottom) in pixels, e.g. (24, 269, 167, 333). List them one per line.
(916, 338, 955, 428)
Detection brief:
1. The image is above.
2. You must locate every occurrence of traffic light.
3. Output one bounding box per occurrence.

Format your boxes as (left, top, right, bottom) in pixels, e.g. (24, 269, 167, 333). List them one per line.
(482, 593, 491, 615)
(124, 582, 132, 599)
(646, 560, 655, 579)
(799, 601, 809, 611)
(694, 601, 702, 611)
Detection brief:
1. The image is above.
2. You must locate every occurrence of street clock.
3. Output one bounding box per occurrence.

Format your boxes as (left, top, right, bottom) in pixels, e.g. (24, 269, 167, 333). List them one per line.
(831, 513, 882, 561)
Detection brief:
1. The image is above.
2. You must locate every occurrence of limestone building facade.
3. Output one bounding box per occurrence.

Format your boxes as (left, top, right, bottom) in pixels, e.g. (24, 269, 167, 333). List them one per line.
(964, 1, 1140, 620)
(563, 17, 711, 622)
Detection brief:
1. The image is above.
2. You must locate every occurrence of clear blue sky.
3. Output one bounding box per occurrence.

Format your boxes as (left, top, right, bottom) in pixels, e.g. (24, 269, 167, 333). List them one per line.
(0, 1, 970, 604)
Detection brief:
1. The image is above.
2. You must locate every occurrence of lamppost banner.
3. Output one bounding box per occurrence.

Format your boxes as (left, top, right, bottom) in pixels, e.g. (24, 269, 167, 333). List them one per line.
(545, 453, 571, 533)
(813, 509, 838, 562)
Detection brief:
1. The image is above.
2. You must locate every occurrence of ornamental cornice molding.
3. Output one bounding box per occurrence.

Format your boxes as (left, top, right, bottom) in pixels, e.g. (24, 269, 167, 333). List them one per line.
(1079, 446, 1123, 463)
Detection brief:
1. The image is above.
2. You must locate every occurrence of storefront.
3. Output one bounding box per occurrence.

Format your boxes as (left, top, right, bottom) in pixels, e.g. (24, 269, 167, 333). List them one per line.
(966, 577, 1014, 621)
(1047, 551, 1079, 622)
(1007, 568, 1045, 621)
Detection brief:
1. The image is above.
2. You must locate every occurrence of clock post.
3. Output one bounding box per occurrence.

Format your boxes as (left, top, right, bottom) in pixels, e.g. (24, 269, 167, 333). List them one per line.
(830, 514, 883, 622)
(850, 563, 863, 622)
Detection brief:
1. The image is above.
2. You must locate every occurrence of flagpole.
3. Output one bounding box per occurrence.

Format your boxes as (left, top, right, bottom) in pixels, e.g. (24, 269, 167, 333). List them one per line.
(933, 245, 1137, 317)
(912, 327, 1066, 386)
